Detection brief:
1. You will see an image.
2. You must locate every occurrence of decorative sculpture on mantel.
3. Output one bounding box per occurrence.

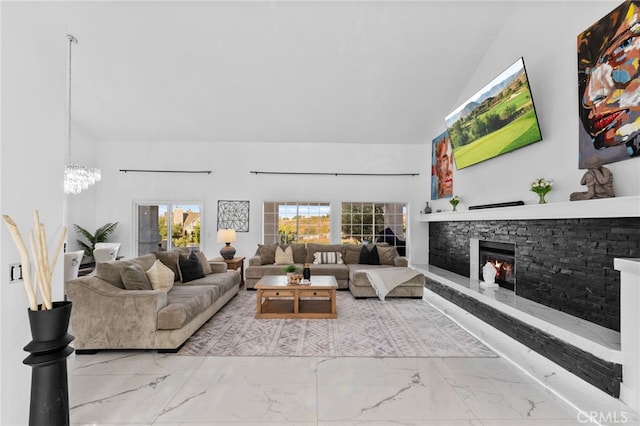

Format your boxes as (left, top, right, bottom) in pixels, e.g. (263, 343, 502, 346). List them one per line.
(570, 157, 615, 201)
(482, 261, 497, 285)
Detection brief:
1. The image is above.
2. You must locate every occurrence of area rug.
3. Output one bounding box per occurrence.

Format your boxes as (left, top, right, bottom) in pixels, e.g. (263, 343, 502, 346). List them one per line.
(179, 290, 496, 357)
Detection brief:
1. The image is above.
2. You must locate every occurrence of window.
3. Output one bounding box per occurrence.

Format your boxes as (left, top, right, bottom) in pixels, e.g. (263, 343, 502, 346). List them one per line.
(136, 203, 202, 256)
(263, 202, 330, 244)
(341, 202, 406, 255)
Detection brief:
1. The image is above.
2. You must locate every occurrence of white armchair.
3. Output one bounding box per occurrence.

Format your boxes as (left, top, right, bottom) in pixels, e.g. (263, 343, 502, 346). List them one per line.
(93, 243, 120, 263)
(94, 243, 121, 258)
(64, 250, 85, 283)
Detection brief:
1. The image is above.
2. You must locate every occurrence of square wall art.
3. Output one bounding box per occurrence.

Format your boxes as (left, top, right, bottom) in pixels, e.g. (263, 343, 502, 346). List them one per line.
(217, 200, 249, 232)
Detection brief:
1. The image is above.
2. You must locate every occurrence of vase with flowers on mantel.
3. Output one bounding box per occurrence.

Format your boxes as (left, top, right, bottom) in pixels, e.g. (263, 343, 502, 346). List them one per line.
(530, 178, 553, 204)
(449, 195, 460, 212)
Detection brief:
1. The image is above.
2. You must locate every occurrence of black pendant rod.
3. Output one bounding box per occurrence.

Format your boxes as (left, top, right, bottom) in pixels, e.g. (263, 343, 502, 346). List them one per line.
(120, 169, 212, 174)
(250, 171, 419, 177)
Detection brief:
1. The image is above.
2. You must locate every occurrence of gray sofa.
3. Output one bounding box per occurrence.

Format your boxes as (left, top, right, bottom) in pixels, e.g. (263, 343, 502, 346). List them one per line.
(66, 251, 240, 353)
(245, 243, 424, 298)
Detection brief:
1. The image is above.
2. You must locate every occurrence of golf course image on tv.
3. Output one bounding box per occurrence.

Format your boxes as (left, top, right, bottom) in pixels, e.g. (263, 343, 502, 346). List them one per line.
(445, 57, 543, 170)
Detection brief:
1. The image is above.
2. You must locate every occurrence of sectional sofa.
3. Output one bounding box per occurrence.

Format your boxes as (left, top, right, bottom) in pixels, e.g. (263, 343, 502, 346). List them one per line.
(245, 243, 425, 298)
(66, 250, 240, 353)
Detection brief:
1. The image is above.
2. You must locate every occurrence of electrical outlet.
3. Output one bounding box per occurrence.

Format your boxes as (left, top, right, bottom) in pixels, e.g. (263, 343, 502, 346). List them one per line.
(9, 263, 22, 282)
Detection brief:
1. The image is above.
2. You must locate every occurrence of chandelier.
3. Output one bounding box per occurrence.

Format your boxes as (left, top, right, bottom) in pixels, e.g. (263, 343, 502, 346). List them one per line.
(63, 34, 101, 195)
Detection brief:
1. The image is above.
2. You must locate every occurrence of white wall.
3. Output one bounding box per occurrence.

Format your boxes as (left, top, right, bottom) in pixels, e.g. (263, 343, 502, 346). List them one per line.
(429, 1, 640, 213)
(84, 140, 430, 263)
(1, 3, 67, 424)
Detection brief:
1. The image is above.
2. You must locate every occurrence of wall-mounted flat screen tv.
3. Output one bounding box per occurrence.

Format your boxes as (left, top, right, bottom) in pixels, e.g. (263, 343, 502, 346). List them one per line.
(445, 57, 543, 170)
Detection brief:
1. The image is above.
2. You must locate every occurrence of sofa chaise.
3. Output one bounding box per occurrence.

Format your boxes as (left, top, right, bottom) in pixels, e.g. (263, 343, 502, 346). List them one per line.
(66, 250, 240, 353)
(245, 243, 424, 298)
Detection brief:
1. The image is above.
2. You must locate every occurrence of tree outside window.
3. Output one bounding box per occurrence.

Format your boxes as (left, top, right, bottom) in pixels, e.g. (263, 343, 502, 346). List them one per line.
(341, 202, 406, 254)
(136, 203, 202, 255)
(263, 202, 330, 244)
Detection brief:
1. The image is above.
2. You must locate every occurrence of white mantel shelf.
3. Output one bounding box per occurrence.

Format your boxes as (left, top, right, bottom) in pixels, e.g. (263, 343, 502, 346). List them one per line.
(420, 195, 640, 222)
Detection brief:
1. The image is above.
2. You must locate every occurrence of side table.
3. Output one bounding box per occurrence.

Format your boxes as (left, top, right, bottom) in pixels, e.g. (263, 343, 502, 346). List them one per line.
(211, 256, 245, 287)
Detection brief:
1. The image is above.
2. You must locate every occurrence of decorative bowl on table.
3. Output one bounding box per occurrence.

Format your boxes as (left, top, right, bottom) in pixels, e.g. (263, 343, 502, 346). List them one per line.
(287, 274, 303, 285)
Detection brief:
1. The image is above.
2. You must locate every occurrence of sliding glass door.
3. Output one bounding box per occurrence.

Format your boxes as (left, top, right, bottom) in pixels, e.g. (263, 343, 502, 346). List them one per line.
(136, 203, 202, 256)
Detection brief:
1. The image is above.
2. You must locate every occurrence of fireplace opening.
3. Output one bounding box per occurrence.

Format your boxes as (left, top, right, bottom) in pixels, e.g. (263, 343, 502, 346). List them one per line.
(479, 240, 516, 291)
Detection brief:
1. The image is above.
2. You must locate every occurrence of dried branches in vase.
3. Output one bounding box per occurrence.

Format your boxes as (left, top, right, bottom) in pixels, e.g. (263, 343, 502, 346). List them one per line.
(2, 210, 67, 311)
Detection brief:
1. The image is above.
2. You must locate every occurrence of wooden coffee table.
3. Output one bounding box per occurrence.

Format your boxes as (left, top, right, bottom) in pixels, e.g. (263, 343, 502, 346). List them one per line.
(255, 275, 337, 319)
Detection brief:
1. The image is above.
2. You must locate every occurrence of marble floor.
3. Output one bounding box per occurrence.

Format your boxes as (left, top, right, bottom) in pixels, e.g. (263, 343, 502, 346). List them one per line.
(67, 288, 640, 426)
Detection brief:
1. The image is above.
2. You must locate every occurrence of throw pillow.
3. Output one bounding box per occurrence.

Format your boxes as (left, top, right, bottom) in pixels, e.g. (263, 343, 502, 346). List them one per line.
(305, 243, 344, 263)
(155, 250, 180, 278)
(274, 245, 294, 265)
(343, 244, 362, 264)
(359, 245, 380, 265)
(377, 245, 399, 265)
(146, 259, 175, 292)
(312, 251, 344, 264)
(95, 260, 131, 289)
(130, 253, 157, 271)
(289, 243, 307, 264)
(195, 251, 212, 275)
(178, 252, 205, 283)
(120, 263, 152, 291)
(256, 244, 277, 265)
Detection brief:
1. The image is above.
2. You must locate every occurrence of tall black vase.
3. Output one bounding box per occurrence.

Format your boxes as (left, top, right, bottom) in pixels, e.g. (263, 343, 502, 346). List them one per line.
(23, 301, 74, 426)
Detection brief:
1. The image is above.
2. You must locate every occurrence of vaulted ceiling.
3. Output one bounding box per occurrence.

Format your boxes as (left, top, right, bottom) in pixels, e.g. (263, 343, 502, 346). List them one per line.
(63, 1, 516, 144)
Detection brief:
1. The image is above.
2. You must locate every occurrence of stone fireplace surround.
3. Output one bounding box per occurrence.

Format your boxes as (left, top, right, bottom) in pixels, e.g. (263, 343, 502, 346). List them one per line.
(419, 196, 640, 400)
(429, 217, 639, 331)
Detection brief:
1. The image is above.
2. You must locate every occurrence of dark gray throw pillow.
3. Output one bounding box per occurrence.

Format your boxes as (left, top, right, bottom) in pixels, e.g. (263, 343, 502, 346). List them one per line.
(178, 251, 205, 283)
(120, 263, 152, 290)
(359, 245, 380, 265)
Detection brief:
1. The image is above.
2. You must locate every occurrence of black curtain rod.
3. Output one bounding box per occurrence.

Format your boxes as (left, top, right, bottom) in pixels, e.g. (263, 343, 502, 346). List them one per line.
(120, 169, 212, 174)
(250, 171, 419, 177)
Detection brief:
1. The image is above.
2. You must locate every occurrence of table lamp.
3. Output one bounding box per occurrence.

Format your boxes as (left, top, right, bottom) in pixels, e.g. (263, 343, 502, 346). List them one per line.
(217, 229, 237, 260)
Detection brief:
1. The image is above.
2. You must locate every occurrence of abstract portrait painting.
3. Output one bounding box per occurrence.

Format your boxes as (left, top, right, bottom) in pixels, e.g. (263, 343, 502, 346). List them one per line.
(431, 131, 453, 200)
(578, 0, 640, 168)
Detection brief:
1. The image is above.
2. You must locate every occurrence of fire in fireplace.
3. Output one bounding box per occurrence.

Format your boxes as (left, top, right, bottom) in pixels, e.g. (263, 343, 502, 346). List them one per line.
(479, 240, 516, 291)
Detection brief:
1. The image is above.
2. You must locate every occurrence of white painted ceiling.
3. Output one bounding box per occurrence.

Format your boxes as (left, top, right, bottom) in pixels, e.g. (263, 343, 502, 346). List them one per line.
(65, 1, 517, 144)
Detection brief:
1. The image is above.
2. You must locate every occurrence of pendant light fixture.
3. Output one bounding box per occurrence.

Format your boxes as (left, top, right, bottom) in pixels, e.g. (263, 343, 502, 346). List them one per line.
(63, 34, 101, 195)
